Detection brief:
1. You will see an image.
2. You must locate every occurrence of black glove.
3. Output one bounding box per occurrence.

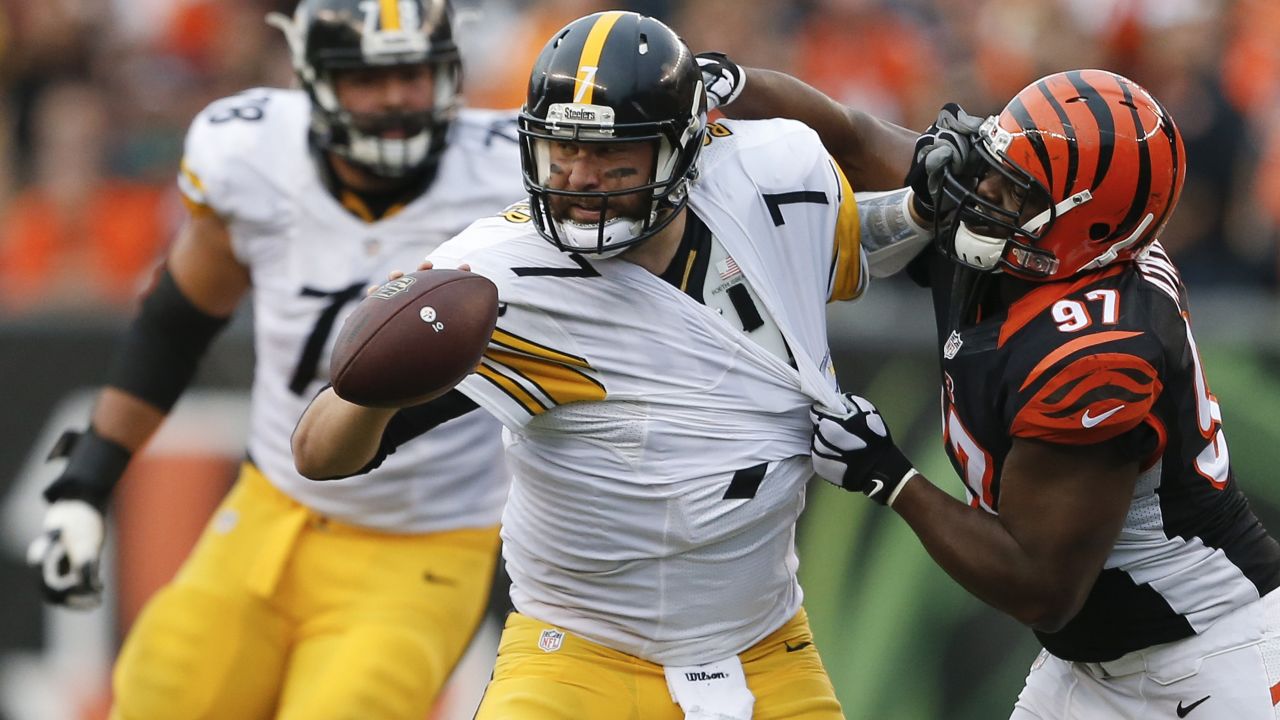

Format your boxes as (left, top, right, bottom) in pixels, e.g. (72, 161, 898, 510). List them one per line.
(26, 428, 131, 609)
(696, 51, 745, 112)
(905, 102, 986, 223)
(810, 393, 917, 506)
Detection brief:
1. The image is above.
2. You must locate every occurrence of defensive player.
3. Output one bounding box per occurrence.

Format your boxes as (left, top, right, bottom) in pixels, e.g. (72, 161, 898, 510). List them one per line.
(292, 11, 923, 719)
(25, 1, 522, 718)
(714, 58, 1280, 718)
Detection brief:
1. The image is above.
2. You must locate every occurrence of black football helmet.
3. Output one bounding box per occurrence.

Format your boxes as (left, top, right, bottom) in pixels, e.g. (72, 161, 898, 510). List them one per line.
(268, 0, 461, 178)
(519, 11, 707, 256)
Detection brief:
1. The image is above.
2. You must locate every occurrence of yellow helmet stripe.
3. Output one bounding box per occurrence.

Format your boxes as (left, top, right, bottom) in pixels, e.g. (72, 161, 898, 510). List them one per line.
(573, 11, 625, 104)
(380, 0, 402, 30)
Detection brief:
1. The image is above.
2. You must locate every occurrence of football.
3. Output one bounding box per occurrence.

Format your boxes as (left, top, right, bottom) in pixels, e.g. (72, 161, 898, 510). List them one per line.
(329, 269, 498, 408)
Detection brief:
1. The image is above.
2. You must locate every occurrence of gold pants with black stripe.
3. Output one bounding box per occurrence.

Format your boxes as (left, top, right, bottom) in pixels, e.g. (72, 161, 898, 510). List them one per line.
(110, 463, 500, 720)
(476, 608, 844, 719)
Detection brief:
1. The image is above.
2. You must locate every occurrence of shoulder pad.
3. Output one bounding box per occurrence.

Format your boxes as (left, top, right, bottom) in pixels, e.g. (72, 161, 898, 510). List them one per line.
(1008, 324, 1163, 444)
(179, 88, 309, 217)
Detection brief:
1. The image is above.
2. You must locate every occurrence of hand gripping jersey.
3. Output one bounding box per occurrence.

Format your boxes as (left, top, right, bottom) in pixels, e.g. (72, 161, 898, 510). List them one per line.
(178, 88, 524, 532)
(429, 118, 863, 665)
(917, 241, 1280, 662)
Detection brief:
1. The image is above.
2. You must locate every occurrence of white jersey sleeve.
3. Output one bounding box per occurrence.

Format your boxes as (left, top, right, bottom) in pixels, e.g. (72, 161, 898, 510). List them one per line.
(697, 118, 866, 303)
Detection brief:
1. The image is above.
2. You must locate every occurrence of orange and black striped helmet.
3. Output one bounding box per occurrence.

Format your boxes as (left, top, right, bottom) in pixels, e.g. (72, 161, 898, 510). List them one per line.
(518, 11, 706, 256)
(937, 69, 1186, 282)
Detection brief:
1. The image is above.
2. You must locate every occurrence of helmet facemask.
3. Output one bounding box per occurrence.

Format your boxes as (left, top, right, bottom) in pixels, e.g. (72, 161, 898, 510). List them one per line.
(268, 0, 461, 180)
(935, 116, 1093, 280)
(519, 94, 703, 257)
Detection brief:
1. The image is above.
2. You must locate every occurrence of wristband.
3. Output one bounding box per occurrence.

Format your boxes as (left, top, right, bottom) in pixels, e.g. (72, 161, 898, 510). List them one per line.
(42, 428, 133, 510)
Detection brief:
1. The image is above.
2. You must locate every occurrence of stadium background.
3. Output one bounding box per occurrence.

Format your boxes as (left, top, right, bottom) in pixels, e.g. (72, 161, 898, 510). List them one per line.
(0, 0, 1277, 718)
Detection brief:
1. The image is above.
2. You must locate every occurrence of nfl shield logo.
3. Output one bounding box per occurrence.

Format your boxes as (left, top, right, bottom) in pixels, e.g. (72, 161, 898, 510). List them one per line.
(538, 628, 565, 653)
(943, 331, 963, 360)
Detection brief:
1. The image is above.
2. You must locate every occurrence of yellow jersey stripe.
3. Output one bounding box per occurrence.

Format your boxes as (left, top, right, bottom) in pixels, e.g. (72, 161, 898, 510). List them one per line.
(379, 0, 401, 30)
(829, 159, 864, 301)
(179, 194, 215, 217)
(179, 160, 206, 193)
(339, 191, 377, 223)
(486, 348, 606, 406)
(476, 362, 548, 415)
(491, 328, 590, 368)
(573, 11, 625, 104)
(678, 250, 698, 291)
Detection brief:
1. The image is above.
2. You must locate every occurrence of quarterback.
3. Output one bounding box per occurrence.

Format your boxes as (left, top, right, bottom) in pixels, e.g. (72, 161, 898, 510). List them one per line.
(25, 0, 522, 718)
(716, 56, 1280, 719)
(294, 10, 924, 720)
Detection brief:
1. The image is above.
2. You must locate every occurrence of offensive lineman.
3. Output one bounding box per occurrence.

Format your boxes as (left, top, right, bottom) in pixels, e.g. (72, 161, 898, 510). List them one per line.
(293, 11, 924, 719)
(25, 1, 523, 718)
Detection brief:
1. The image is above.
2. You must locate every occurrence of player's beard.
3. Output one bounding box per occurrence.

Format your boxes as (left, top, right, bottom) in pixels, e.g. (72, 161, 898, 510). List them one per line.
(547, 188, 652, 227)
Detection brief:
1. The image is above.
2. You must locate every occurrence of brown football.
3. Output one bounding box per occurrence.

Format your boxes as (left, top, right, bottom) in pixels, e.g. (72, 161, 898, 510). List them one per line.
(329, 269, 498, 408)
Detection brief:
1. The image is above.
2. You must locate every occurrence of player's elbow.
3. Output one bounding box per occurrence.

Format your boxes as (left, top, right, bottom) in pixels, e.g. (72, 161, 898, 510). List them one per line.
(291, 426, 335, 480)
(291, 421, 360, 481)
(1016, 585, 1089, 633)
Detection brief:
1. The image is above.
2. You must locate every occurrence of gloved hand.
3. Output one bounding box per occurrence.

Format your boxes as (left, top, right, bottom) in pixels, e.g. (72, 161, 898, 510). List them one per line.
(27, 499, 106, 609)
(905, 102, 987, 222)
(696, 51, 745, 112)
(811, 393, 917, 506)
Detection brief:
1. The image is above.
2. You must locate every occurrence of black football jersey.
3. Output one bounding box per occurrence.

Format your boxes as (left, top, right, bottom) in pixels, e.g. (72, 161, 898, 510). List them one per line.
(915, 241, 1280, 662)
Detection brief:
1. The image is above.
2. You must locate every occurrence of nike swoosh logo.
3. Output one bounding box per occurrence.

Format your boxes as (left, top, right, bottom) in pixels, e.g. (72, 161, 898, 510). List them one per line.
(866, 478, 885, 498)
(423, 572, 457, 586)
(1081, 405, 1125, 428)
(784, 641, 812, 653)
(1176, 695, 1210, 717)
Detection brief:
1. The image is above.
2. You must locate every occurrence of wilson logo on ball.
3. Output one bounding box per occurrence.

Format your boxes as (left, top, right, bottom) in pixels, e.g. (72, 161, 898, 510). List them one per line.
(372, 276, 416, 299)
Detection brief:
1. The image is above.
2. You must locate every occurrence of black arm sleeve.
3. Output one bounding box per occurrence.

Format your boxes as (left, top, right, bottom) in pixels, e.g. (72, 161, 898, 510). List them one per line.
(318, 389, 481, 480)
(106, 268, 231, 412)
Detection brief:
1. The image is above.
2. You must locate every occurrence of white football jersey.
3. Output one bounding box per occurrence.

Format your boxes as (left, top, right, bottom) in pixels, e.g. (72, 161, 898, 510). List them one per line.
(429, 118, 864, 664)
(178, 88, 524, 532)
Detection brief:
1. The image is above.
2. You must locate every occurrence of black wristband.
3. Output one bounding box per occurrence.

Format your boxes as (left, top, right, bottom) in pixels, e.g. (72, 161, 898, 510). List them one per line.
(42, 428, 133, 510)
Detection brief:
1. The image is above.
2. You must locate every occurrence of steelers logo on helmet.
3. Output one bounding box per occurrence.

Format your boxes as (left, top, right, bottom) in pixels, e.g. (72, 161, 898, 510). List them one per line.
(268, 0, 461, 179)
(518, 11, 708, 257)
(933, 69, 1185, 282)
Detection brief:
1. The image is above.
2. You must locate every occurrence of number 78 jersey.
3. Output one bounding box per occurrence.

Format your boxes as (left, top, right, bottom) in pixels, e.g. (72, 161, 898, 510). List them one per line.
(923, 242, 1280, 662)
(178, 88, 526, 533)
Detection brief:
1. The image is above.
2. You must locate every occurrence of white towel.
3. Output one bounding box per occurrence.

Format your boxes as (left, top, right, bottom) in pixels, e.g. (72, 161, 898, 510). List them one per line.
(664, 655, 755, 720)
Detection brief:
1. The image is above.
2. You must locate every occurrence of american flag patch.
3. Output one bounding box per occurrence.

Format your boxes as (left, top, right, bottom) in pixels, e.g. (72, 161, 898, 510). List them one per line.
(717, 256, 742, 280)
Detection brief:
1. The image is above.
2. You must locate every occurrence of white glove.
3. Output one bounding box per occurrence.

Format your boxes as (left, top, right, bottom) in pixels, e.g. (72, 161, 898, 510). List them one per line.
(696, 52, 745, 112)
(27, 499, 106, 610)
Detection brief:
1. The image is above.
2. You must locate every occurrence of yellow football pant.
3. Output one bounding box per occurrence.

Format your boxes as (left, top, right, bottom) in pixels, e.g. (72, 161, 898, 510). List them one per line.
(110, 463, 500, 720)
(476, 608, 844, 719)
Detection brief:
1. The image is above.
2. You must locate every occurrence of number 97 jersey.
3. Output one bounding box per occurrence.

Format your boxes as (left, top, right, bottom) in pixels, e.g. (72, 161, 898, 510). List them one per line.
(922, 241, 1280, 663)
(177, 87, 526, 533)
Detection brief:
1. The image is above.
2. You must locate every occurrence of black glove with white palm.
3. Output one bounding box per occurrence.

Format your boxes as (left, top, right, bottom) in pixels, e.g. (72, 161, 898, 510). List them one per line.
(695, 52, 745, 112)
(905, 102, 987, 223)
(27, 428, 131, 609)
(811, 393, 918, 506)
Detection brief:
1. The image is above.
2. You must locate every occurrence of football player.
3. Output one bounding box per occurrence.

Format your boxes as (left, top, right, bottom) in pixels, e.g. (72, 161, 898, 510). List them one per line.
(24, 1, 523, 718)
(708, 56, 1280, 718)
(292, 11, 926, 719)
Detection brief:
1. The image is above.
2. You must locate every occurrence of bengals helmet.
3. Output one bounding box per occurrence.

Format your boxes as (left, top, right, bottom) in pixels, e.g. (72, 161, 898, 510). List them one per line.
(934, 69, 1186, 282)
(268, 0, 460, 178)
(519, 11, 706, 256)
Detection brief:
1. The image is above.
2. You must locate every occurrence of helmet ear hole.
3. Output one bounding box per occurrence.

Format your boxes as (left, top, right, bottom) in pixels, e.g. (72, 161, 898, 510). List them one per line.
(1089, 223, 1111, 241)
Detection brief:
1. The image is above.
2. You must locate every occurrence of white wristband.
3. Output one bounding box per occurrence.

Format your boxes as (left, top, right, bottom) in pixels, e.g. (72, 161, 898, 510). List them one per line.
(886, 468, 919, 508)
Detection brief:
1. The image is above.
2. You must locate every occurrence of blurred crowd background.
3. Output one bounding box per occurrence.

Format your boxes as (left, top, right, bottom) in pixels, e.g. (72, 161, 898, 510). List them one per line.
(0, 0, 1278, 315)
